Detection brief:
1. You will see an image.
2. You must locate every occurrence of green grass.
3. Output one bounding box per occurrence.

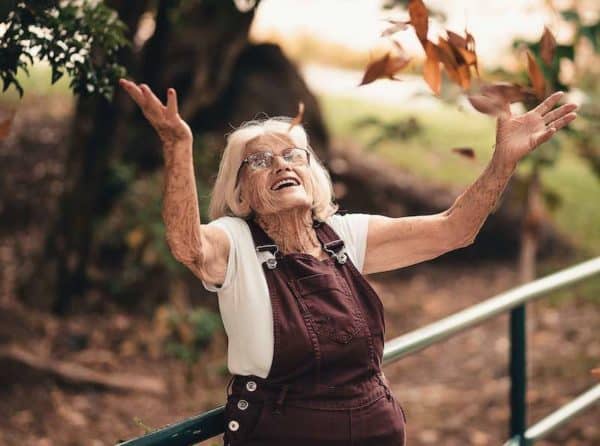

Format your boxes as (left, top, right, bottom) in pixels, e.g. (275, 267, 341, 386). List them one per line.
(320, 94, 600, 257)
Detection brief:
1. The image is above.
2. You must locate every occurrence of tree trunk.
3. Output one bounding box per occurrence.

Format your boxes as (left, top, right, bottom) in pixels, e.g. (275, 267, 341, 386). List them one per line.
(25, 0, 330, 313)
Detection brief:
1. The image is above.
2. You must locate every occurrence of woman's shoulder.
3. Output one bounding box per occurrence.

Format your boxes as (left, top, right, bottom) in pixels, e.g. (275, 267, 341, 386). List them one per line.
(325, 211, 370, 233)
(206, 215, 254, 248)
(207, 215, 249, 231)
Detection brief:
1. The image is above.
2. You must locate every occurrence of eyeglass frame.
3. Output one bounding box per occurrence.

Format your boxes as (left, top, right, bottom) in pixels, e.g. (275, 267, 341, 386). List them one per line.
(234, 147, 311, 187)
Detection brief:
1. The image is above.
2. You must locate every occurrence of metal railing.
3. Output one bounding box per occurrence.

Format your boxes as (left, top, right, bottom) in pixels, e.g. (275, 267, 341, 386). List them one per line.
(117, 257, 600, 446)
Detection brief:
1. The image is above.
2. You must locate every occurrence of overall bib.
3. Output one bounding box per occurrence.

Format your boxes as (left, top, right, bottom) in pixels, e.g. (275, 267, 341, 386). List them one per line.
(223, 218, 407, 446)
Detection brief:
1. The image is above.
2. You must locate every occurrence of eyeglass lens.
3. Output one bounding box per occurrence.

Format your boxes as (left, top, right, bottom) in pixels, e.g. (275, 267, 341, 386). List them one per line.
(248, 148, 308, 170)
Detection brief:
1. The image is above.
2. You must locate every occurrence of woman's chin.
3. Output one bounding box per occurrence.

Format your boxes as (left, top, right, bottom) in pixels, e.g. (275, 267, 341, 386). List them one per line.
(257, 197, 311, 215)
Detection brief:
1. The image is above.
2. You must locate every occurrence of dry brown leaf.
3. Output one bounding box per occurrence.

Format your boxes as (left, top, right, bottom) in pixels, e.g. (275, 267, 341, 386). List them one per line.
(452, 147, 476, 159)
(360, 54, 390, 86)
(408, 0, 428, 45)
(446, 30, 467, 49)
(527, 50, 547, 99)
(423, 40, 441, 95)
(540, 26, 557, 66)
(445, 29, 479, 77)
(381, 19, 411, 37)
(467, 94, 509, 117)
(0, 108, 15, 140)
(456, 64, 471, 90)
(480, 82, 536, 103)
(359, 49, 410, 86)
(288, 101, 305, 131)
(436, 38, 459, 70)
(591, 368, 600, 378)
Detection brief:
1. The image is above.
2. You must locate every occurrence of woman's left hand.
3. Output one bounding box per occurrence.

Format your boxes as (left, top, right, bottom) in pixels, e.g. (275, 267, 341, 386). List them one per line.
(494, 91, 578, 166)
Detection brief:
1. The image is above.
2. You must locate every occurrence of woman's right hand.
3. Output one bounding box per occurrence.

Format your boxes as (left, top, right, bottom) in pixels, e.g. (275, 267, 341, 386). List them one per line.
(119, 79, 193, 148)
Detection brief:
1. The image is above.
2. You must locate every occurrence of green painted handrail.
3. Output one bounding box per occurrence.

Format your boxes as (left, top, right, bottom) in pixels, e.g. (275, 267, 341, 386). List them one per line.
(117, 257, 600, 446)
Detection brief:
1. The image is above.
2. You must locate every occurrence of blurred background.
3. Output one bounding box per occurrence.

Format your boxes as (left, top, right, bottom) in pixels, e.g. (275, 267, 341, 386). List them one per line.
(0, 0, 598, 445)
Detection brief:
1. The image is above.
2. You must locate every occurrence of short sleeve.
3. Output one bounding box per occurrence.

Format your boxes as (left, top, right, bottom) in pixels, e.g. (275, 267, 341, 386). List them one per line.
(200, 218, 237, 292)
(326, 213, 371, 273)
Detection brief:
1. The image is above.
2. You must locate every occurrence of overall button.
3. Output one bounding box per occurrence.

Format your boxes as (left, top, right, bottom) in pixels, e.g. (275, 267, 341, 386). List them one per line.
(228, 420, 240, 431)
(237, 399, 249, 410)
(246, 381, 257, 392)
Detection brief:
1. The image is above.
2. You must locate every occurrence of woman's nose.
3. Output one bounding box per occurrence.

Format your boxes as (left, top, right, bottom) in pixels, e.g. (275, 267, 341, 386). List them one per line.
(272, 155, 292, 172)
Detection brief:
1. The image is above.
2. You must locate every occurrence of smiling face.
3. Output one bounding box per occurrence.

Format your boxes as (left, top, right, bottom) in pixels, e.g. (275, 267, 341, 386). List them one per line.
(238, 133, 313, 217)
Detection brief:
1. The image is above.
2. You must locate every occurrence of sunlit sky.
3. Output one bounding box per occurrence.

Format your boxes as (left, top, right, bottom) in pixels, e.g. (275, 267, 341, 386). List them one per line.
(251, 0, 590, 68)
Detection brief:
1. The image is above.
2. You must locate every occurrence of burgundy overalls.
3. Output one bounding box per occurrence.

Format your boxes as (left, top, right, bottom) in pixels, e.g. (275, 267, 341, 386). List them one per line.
(222, 217, 407, 446)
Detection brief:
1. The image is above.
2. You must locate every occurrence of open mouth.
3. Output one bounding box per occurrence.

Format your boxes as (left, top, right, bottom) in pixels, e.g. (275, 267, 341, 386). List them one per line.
(271, 177, 301, 191)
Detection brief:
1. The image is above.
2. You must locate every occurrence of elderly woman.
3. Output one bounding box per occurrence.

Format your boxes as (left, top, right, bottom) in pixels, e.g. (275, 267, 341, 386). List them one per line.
(119, 79, 577, 446)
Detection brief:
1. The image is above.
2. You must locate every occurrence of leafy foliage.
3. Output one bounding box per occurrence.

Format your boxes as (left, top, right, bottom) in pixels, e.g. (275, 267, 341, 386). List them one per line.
(0, 0, 129, 100)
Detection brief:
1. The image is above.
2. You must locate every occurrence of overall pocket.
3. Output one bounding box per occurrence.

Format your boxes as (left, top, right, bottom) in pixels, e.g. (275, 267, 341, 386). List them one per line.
(295, 272, 362, 344)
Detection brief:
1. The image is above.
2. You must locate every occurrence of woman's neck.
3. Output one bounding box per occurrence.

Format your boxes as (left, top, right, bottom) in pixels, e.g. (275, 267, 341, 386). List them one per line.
(255, 208, 321, 255)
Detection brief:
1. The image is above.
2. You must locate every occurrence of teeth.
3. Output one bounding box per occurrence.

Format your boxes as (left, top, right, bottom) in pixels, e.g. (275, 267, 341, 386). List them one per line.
(271, 178, 299, 190)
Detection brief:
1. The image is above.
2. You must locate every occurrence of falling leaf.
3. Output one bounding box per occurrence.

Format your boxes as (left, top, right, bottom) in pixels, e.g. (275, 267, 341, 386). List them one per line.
(540, 26, 557, 66)
(359, 48, 411, 86)
(360, 53, 391, 86)
(467, 94, 509, 117)
(452, 147, 476, 159)
(446, 30, 467, 49)
(0, 108, 15, 140)
(408, 0, 428, 45)
(423, 40, 441, 95)
(434, 37, 467, 88)
(480, 82, 537, 103)
(436, 38, 459, 71)
(526, 50, 547, 99)
(446, 28, 479, 77)
(381, 19, 411, 37)
(288, 101, 305, 131)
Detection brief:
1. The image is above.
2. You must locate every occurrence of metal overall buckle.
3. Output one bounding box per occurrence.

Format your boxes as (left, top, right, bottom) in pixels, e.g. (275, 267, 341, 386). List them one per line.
(256, 244, 280, 269)
(324, 240, 347, 264)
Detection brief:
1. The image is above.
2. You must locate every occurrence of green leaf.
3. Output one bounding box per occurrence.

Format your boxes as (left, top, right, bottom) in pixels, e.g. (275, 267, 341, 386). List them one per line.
(560, 10, 580, 23)
(51, 67, 63, 84)
(580, 24, 600, 53)
(0, 0, 16, 22)
(555, 45, 575, 61)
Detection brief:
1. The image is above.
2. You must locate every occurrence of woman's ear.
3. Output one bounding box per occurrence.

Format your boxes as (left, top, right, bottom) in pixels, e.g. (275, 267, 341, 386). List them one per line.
(237, 190, 252, 214)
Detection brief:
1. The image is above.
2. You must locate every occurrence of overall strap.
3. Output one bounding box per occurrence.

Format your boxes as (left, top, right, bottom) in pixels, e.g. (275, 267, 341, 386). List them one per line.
(313, 220, 348, 265)
(246, 218, 281, 270)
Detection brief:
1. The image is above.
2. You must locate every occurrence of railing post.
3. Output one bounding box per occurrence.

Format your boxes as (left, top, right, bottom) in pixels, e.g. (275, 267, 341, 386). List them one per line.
(509, 304, 527, 445)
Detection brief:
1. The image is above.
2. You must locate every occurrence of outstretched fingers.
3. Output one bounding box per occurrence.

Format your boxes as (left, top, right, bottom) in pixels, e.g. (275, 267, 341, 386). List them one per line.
(139, 84, 166, 120)
(119, 79, 145, 106)
(533, 91, 564, 116)
(547, 112, 577, 131)
(530, 111, 577, 148)
(544, 103, 578, 124)
(166, 88, 179, 119)
(531, 127, 556, 148)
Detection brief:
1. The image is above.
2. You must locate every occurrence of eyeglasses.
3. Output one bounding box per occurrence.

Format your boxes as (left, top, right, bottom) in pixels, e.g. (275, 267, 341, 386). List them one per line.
(235, 147, 310, 185)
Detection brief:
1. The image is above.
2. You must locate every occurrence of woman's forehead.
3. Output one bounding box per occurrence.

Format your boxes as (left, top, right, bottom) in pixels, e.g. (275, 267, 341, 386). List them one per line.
(244, 133, 295, 154)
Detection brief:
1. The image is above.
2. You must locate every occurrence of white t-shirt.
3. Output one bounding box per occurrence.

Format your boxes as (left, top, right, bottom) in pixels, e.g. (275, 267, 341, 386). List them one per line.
(201, 213, 371, 378)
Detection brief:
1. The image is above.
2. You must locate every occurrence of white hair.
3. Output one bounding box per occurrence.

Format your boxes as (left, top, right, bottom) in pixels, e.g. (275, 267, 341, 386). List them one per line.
(208, 116, 338, 221)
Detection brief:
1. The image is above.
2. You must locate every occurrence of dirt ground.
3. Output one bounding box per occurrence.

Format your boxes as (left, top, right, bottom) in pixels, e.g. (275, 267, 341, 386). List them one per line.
(1, 257, 598, 446)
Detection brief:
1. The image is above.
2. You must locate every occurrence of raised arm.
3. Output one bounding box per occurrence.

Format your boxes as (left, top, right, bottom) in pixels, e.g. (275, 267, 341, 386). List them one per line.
(119, 79, 229, 285)
(363, 91, 577, 275)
